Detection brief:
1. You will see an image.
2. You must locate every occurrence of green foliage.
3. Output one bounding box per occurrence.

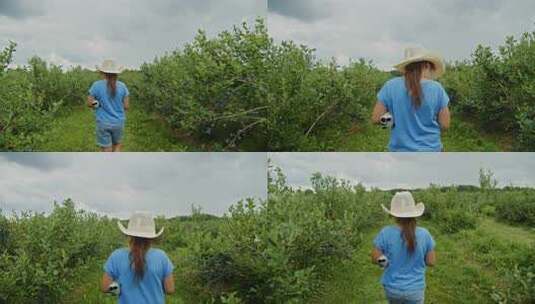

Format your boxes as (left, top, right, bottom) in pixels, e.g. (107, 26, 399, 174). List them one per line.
(0, 42, 98, 151)
(495, 192, 535, 227)
(444, 30, 535, 151)
(137, 19, 269, 150)
(176, 173, 386, 303)
(0, 200, 121, 304)
(267, 54, 389, 151)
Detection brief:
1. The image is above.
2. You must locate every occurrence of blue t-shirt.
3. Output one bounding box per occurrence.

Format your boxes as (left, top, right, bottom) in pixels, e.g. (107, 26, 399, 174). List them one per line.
(104, 248, 174, 304)
(373, 225, 435, 292)
(377, 77, 449, 152)
(89, 80, 129, 125)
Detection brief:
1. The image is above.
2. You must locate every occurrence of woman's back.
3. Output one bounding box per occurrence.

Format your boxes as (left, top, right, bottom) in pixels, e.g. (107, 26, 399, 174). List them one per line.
(373, 225, 435, 291)
(89, 79, 129, 125)
(104, 247, 173, 304)
(378, 77, 449, 152)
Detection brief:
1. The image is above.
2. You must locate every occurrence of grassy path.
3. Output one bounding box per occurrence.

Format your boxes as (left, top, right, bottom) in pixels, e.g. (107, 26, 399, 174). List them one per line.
(35, 106, 189, 152)
(315, 218, 534, 303)
(339, 116, 512, 152)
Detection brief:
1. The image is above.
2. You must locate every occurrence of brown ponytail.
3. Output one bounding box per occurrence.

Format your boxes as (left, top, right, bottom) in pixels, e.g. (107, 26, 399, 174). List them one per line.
(104, 73, 118, 98)
(404, 61, 434, 108)
(129, 237, 152, 281)
(396, 217, 417, 253)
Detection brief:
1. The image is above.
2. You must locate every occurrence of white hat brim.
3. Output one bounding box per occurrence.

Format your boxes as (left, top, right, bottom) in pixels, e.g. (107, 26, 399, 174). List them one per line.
(96, 66, 124, 74)
(117, 221, 164, 239)
(381, 202, 425, 218)
(394, 55, 445, 79)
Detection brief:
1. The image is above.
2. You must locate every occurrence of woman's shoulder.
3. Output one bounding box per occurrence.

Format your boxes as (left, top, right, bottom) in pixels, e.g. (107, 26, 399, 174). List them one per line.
(423, 79, 445, 90)
(384, 76, 404, 86)
(416, 226, 432, 236)
(148, 248, 169, 258)
(109, 247, 129, 258)
(380, 225, 399, 234)
(117, 80, 128, 88)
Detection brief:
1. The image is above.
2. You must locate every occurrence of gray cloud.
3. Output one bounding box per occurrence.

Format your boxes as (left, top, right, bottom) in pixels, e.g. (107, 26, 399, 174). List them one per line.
(0, 153, 267, 218)
(0, 0, 265, 68)
(268, 0, 535, 69)
(268, 0, 328, 22)
(0, 0, 44, 19)
(0, 153, 73, 172)
(269, 153, 535, 190)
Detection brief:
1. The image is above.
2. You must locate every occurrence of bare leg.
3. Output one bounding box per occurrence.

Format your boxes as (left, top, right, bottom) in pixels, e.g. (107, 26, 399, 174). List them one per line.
(101, 146, 113, 152)
(112, 144, 122, 152)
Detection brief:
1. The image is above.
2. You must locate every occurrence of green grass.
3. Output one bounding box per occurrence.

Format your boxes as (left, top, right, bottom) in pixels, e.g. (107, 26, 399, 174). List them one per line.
(34, 106, 189, 152)
(338, 116, 512, 152)
(315, 218, 534, 304)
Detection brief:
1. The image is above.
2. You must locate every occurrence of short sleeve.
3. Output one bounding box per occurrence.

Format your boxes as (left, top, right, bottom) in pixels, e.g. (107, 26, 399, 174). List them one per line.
(161, 252, 174, 279)
(373, 228, 386, 251)
(104, 252, 119, 279)
(377, 82, 392, 110)
(124, 84, 130, 97)
(437, 84, 449, 110)
(89, 82, 97, 97)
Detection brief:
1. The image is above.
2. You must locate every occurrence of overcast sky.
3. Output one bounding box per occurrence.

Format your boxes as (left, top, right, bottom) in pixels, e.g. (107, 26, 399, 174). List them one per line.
(0, 153, 267, 218)
(268, 0, 535, 69)
(0, 0, 265, 68)
(270, 153, 535, 190)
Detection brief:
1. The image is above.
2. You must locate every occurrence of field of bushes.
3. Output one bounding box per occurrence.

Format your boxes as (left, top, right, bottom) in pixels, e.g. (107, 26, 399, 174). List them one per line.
(0, 21, 273, 152)
(266, 29, 535, 151)
(1, 20, 533, 151)
(1, 168, 534, 303)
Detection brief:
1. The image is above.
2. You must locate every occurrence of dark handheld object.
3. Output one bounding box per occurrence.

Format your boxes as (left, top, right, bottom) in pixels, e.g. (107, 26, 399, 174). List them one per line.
(91, 100, 100, 109)
(380, 113, 394, 129)
(377, 255, 389, 269)
(106, 281, 120, 296)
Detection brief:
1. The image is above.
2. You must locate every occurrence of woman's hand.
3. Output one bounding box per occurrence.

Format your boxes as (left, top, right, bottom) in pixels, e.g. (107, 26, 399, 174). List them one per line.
(87, 96, 97, 108)
(426, 250, 436, 267)
(438, 107, 450, 130)
(101, 273, 114, 293)
(164, 274, 175, 294)
(371, 102, 388, 124)
(371, 247, 384, 264)
(123, 96, 130, 111)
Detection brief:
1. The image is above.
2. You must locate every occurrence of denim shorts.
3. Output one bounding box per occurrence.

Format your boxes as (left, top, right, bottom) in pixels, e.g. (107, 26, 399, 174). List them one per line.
(384, 287, 425, 304)
(96, 123, 124, 148)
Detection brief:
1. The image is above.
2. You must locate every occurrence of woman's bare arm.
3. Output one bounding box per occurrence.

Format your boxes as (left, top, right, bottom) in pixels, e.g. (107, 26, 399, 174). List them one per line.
(101, 273, 113, 293)
(426, 250, 436, 267)
(371, 247, 383, 264)
(371, 102, 388, 124)
(164, 274, 175, 294)
(124, 96, 130, 111)
(438, 107, 450, 130)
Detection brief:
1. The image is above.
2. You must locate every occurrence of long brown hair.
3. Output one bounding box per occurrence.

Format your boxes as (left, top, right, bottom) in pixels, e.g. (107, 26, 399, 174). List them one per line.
(404, 61, 434, 108)
(396, 217, 417, 253)
(103, 72, 118, 98)
(129, 237, 152, 281)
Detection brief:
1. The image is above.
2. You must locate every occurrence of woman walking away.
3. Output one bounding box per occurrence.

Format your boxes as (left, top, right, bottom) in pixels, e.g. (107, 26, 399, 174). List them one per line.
(88, 59, 130, 152)
(372, 48, 451, 152)
(102, 212, 175, 303)
(372, 192, 436, 304)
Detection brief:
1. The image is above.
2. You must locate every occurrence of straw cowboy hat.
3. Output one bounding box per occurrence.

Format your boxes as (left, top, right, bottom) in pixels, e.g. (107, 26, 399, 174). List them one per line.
(118, 212, 164, 239)
(394, 47, 445, 79)
(381, 191, 425, 218)
(96, 59, 124, 74)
